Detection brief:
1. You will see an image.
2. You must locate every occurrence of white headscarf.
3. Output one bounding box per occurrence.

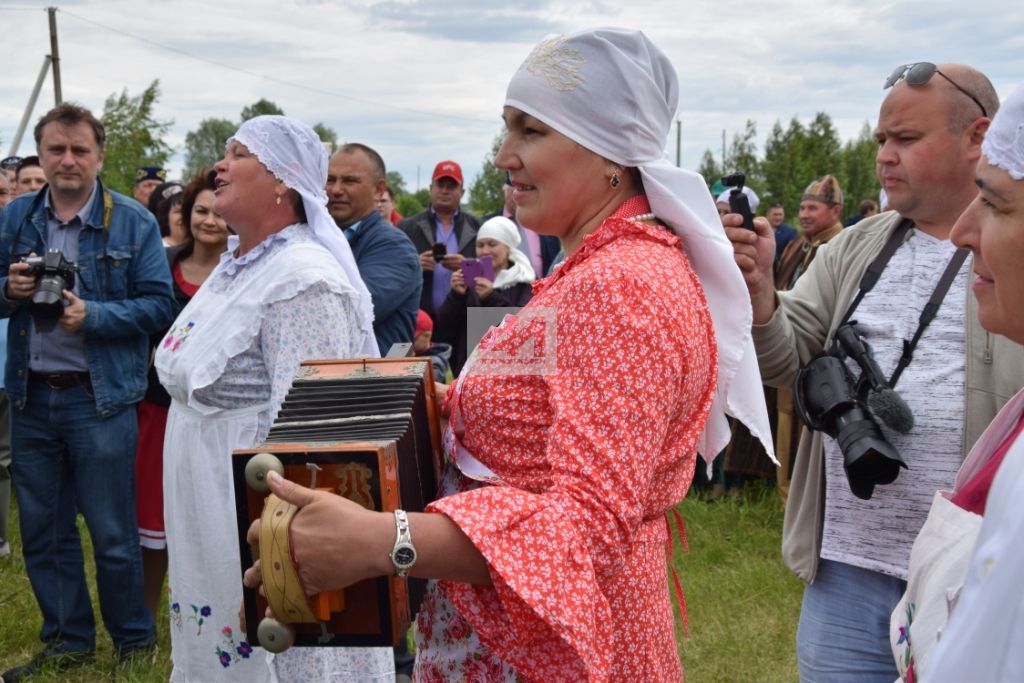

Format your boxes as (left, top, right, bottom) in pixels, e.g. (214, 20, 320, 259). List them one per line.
(229, 116, 379, 357)
(983, 81, 1024, 180)
(477, 216, 536, 289)
(505, 27, 773, 464)
(716, 186, 760, 213)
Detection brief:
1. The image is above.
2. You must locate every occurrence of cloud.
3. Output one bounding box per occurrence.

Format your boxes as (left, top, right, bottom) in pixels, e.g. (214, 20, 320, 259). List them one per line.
(2, 0, 1023, 197)
(367, 1, 564, 43)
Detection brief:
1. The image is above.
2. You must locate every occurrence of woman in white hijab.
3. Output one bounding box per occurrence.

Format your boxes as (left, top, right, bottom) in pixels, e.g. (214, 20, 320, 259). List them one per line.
(244, 29, 770, 681)
(890, 81, 1024, 682)
(437, 215, 535, 374)
(155, 116, 390, 682)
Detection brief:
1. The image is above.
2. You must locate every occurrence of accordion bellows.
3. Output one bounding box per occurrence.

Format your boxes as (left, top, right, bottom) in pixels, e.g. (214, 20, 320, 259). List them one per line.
(234, 357, 442, 649)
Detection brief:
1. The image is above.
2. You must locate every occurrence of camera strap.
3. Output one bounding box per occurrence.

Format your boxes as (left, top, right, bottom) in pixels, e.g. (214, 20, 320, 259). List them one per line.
(836, 218, 969, 387)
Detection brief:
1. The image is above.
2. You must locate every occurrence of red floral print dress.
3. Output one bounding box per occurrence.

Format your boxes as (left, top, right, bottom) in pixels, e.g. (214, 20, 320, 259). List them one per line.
(414, 196, 717, 682)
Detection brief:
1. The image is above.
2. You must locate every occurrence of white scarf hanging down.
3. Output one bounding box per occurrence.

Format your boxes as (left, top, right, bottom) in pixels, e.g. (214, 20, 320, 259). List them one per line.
(505, 27, 774, 464)
(229, 116, 379, 358)
(983, 81, 1024, 180)
(476, 216, 537, 289)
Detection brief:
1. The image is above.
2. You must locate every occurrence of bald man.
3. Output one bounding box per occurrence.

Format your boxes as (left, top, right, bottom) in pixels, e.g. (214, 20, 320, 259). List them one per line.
(726, 63, 1024, 680)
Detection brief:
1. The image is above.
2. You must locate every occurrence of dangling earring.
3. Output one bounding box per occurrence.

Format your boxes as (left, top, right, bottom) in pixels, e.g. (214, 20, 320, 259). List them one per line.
(610, 173, 621, 188)
(276, 195, 282, 206)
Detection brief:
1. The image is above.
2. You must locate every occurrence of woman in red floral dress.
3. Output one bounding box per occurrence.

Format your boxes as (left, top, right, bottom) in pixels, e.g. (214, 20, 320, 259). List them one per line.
(244, 27, 771, 682)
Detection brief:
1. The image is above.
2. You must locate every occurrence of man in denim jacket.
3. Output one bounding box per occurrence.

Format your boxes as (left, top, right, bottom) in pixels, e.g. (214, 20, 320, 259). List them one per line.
(0, 103, 175, 682)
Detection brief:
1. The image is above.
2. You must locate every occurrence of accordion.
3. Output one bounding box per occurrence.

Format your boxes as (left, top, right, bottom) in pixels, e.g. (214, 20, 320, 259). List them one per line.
(233, 357, 442, 651)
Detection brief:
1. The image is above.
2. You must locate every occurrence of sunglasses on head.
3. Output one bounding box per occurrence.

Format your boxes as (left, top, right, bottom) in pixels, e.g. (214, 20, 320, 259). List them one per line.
(884, 62, 988, 118)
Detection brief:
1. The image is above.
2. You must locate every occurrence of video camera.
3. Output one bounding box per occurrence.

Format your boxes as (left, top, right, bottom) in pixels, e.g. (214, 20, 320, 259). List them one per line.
(793, 323, 914, 500)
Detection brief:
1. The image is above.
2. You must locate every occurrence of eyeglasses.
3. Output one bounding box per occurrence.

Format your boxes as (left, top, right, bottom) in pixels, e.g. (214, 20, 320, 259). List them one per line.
(884, 62, 988, 118)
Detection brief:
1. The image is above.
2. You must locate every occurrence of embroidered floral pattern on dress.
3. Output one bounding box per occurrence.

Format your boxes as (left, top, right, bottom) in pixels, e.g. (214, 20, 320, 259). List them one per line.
(162, 321, 195, 352)
(188, 604, 211, 636)
(170, 600, 182, 633)
(415, 199, 717, 681)
(215, 626, 252, 669)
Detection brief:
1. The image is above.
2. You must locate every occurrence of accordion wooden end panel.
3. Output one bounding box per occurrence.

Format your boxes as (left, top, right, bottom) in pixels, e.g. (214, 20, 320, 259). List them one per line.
(233, 358, 442, 651)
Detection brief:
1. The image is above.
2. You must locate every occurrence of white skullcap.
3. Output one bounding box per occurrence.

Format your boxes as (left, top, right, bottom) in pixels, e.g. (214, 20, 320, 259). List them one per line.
(228, 116, 378, 357)
(983, 82, 1024, 180)
(505, 27, 772, 464)
(716, 186, 760, 212)
(477, 216, 521, 249)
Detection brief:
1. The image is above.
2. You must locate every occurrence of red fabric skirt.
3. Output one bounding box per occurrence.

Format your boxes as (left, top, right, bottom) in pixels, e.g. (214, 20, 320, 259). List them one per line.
(135, 398, 168, 549)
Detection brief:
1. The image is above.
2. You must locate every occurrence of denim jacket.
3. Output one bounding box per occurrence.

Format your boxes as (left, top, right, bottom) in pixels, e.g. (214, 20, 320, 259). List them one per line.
(0, 182, 176, 416)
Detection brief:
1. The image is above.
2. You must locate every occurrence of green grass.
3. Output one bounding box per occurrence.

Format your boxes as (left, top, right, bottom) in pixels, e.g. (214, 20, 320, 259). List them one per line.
(0, 507, 172, 682)
(675, 486, 802, 681)
(0, 486, 801, 681)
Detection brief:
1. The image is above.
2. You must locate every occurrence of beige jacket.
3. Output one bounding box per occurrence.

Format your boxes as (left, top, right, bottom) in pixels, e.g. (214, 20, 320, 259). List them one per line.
(752, 211, 1024, 582)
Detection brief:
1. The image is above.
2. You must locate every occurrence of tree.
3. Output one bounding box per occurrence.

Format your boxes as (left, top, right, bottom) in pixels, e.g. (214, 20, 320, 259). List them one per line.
(469, 133, 506, 216)
(839, 122, 881, 221)
(183, 118, 236, 178)
(99, 80, 172, 194)
(724, 120, 761, 189)
(696, 149, 721, 189)
(396, 191, 426, 217)
(386, 171, 407, 196)
(239, 98, 284, 122)
(761, 117, 809, 217)
(312, 123, 337, 154)
(801, 112, 842, 181)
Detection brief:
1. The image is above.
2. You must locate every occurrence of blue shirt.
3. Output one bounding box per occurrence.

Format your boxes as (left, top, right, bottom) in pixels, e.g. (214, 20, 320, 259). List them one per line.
(430, 207, 460, 314)
(342, 218, 363, 242)
(27, 183, 99, 372)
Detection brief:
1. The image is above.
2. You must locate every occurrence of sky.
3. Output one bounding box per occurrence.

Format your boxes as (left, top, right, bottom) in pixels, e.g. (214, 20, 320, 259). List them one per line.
(2, 0, 1023, 199)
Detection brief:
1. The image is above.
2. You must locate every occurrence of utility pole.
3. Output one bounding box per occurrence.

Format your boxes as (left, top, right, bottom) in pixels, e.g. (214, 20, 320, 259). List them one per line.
(9, 56, 52, 156)
(721, 129, 726, 169)
(48, 6, 62, 105)
(675, 119, 681, 167)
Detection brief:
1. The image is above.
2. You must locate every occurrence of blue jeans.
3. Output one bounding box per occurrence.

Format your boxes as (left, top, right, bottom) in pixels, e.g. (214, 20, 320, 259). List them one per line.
(11, 380, 154, 654)
(797, 559, 906, 682)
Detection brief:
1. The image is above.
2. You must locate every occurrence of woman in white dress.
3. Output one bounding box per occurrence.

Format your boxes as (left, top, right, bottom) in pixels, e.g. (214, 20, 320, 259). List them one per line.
(155, 115, 391, 682)
(890, 81, 1024, 681)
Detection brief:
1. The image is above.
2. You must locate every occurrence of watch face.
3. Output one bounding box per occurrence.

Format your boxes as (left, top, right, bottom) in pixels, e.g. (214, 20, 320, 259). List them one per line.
(394, 545, 416, 567)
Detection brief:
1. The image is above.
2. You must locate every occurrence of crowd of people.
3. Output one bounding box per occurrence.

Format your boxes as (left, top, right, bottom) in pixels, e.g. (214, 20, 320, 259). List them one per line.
(0, 25, 1023, 683)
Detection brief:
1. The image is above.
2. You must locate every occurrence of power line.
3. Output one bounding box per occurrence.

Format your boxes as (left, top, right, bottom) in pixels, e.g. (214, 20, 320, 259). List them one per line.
(55, 7, 497, 127)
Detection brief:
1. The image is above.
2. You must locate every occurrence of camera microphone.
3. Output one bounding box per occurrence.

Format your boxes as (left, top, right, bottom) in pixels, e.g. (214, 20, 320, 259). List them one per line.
(835, 324, 915, 434)
(867, 388, 915, 434)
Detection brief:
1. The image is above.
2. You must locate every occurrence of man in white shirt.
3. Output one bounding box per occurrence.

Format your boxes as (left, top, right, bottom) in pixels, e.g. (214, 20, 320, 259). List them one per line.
(727, 63, 1021, 681)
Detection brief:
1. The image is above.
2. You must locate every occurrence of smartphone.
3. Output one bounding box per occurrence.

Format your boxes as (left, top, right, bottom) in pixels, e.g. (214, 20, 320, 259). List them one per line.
(461, 255, 494, 284)
(431, 243, 447, 261)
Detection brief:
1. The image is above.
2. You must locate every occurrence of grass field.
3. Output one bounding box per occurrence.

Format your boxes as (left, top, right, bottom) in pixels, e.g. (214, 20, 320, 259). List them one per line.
(0, 486, 801, 682)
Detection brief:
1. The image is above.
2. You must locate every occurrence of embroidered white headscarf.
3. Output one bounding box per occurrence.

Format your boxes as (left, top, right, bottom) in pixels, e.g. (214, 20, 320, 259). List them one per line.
(983, 81, 1024, 180)
(477, 216, 536, 288)
(505, 27, 773, 464)
(228, 116, 379, 357)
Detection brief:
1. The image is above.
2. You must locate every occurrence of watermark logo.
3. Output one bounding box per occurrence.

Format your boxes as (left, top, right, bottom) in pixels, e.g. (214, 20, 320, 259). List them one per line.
(466, 306, 557, 376)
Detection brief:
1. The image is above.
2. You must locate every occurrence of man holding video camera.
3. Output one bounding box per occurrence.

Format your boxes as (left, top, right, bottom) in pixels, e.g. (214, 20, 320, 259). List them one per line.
(727, 64, 1024, 680)
(0, 103, 174, 681)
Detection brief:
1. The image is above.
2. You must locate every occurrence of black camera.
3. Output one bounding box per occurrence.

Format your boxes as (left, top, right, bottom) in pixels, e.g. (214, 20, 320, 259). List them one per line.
(20, 249, 77, 331)
(721, 172, 755, 230)
(793, 324, 911, 500)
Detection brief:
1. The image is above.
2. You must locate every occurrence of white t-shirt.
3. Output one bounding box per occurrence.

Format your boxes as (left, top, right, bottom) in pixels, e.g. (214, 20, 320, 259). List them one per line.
(820, 229, 969, 579)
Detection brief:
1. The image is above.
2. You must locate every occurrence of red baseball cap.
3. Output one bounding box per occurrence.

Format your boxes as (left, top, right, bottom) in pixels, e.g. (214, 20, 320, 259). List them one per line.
(432, 160, 463, 185)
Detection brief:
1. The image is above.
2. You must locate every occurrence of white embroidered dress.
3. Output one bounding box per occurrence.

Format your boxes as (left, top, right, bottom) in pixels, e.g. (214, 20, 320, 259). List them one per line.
(156, 224, 393, 682)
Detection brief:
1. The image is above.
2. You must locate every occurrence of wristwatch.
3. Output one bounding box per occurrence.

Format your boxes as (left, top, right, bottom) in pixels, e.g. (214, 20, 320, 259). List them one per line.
(389, 509, 417, 577)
